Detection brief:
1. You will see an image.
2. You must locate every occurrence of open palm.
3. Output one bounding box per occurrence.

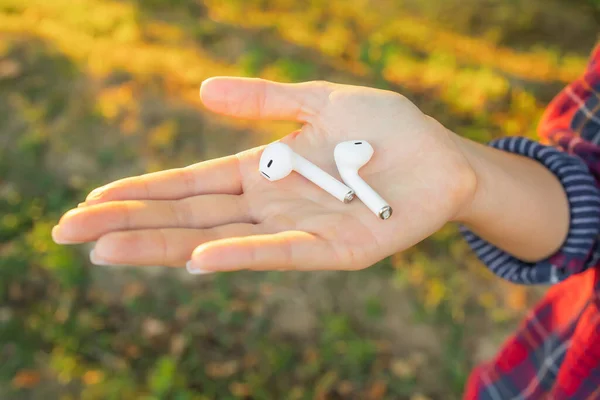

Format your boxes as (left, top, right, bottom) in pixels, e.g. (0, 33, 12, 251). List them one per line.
(52, 78, 475, 272)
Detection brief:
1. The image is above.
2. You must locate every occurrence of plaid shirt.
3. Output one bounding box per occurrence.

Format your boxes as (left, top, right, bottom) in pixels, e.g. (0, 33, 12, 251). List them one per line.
(461, 44, 600, 399)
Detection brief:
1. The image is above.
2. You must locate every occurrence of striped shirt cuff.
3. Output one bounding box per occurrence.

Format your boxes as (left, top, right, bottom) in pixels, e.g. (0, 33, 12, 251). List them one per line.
(460, 136, 600, 285)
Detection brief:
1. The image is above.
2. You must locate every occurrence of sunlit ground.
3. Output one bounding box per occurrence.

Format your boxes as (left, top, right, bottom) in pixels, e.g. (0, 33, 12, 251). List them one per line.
(1, 0, 598, 398)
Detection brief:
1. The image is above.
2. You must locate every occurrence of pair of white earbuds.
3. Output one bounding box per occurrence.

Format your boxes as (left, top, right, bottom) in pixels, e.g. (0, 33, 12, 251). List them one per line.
(258, 141, 392, 220)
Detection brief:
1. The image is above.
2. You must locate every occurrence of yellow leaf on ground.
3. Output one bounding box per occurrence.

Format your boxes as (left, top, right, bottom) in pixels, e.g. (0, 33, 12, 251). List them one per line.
(12, 370, 41, 388)
(82, 370, 103, 385)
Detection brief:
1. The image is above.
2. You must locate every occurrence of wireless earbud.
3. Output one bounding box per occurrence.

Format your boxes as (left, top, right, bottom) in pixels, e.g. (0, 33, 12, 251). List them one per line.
(334, 140, 392, 220)
(259, 142, 355, 203)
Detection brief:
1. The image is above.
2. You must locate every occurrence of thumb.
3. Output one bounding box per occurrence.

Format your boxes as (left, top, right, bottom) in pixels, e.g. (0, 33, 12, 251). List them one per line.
(199, 77, 333, 122)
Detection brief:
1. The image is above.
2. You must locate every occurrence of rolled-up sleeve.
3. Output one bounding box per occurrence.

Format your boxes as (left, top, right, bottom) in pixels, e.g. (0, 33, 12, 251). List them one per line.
(460, 136, 600, 285)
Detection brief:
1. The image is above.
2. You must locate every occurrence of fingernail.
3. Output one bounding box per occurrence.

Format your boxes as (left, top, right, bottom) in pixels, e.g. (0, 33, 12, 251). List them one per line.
(90, 250, 112, 266)
(199, 78, 225, 107)
(77, 202, 87, 208)
(51, 225, 78, 245)
(186, 261, 213, 275)
(86, 187, 105, 201)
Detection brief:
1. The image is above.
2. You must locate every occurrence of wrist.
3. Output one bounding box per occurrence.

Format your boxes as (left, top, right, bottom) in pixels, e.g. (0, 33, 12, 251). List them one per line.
(449, 135, 509, 226)
(444, 133, 481, 224)
(449, 135, 571, 261)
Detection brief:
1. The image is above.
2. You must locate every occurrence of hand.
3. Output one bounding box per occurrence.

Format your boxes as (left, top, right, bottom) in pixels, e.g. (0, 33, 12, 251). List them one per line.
(52, 78, 476, 272)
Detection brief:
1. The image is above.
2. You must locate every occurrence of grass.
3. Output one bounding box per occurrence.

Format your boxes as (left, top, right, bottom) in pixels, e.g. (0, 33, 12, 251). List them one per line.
(0, 0, 598, 398)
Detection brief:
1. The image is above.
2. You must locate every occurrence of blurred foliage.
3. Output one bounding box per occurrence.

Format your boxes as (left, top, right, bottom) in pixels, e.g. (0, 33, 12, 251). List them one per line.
(0, 0, 597, 399)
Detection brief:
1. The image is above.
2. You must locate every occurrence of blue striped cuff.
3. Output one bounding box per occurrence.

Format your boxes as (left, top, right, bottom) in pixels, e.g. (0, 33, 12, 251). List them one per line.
(460, 136, 600, 285)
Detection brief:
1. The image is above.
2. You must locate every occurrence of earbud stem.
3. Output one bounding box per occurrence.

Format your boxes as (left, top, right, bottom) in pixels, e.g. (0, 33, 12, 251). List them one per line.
(294, 155, 355, 203)
(339, 170, 391, 219)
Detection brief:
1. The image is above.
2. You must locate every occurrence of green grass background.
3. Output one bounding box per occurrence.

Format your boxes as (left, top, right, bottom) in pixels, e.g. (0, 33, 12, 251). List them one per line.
(0, 0, 598, 399)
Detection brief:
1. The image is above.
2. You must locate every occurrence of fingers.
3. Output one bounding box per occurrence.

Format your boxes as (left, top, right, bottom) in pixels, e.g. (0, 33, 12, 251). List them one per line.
(90, 224, 261, 268)
(83, 155, 243, 206)
(52, 194, 252, 243)
(200, 77, 334, 122)
(186, 231, 346, 273)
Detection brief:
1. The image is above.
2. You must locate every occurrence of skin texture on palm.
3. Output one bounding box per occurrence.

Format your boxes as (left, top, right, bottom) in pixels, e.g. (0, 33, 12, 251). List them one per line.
(52, 78, 476, 272)
(52, 77, 569, 272)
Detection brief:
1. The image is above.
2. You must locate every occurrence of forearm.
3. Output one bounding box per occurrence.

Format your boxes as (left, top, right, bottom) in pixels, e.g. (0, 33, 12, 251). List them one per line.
(453, 136, 570, 262)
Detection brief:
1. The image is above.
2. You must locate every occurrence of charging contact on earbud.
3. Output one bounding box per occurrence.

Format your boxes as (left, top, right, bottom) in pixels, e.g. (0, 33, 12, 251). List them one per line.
(378, 205, 393, 220)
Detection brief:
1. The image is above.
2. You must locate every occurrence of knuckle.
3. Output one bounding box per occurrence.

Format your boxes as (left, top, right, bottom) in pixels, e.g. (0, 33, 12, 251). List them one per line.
(138, 175, 152, 197)
(282, 238, 295, 270)
(95, 231, 138, 262)
(155, 229, 170, 265)
(298, 80, 335, 117)
(179, 167, 197, 195)
(388, 91, 408, 104)
(308, 80, 334, 90)
(172, 198, 195, 227)
(384, 91, 418, 112)
(118, 202, 134, 230)
(257, 79, 268, 119)
(389, 92, 412, 109)
(246, 241, 259, 268)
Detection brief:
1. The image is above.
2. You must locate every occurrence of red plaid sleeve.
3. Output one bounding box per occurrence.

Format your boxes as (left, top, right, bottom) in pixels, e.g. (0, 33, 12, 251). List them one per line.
(463, 45, 600, 399)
